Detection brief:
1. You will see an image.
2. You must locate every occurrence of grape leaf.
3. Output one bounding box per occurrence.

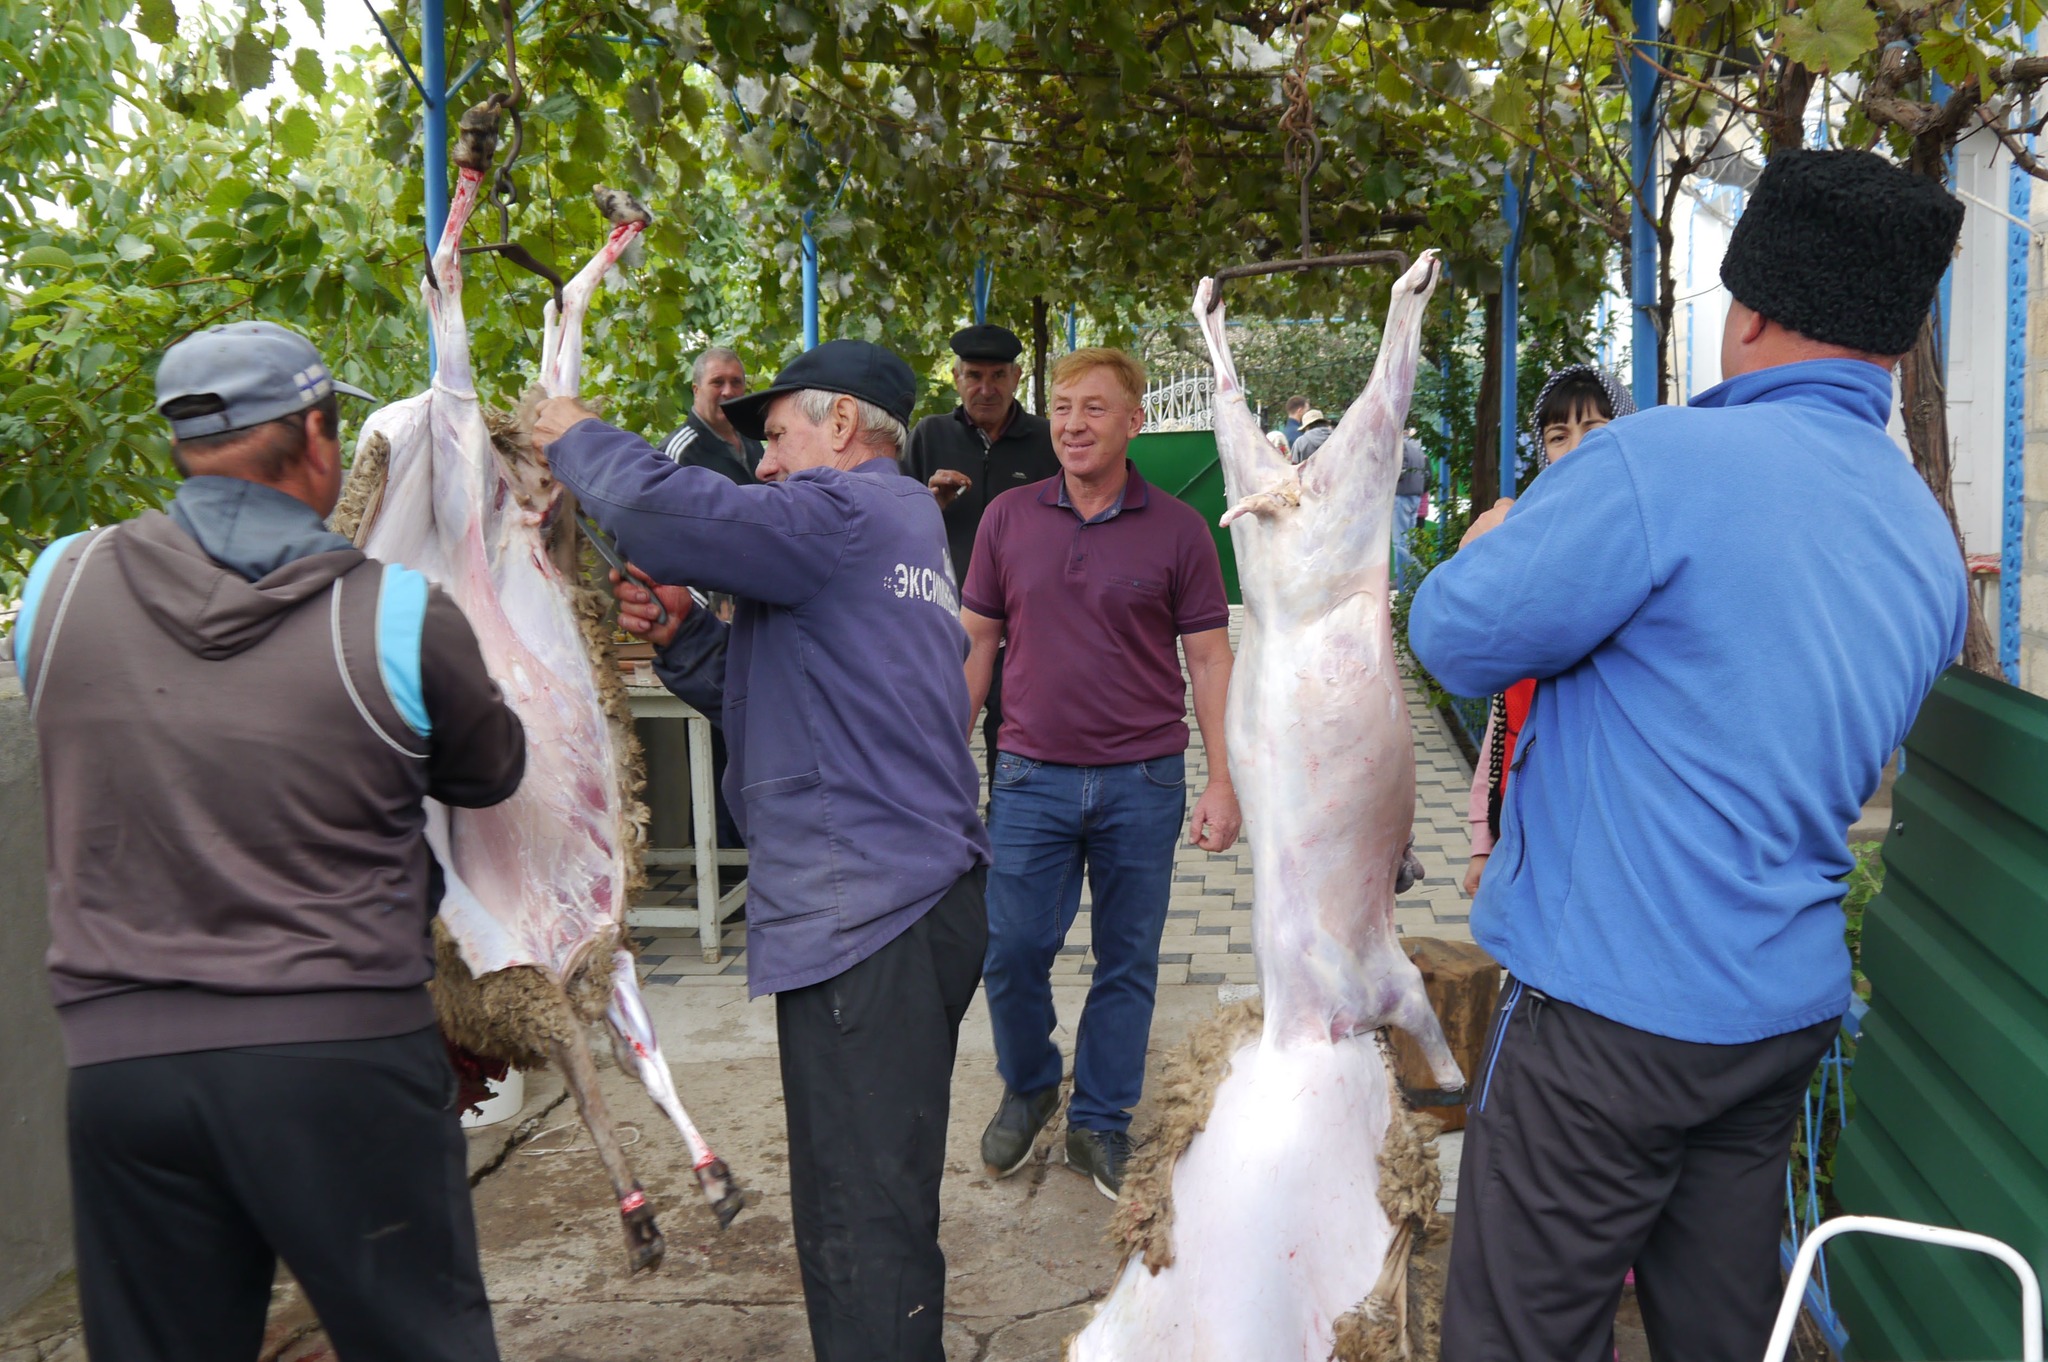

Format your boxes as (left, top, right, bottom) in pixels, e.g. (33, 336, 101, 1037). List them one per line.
(277, 107, 320, 159)
(291, 48, 325, 96)
(134, 0, 178, 43)
(1778, 0, 1880, 73)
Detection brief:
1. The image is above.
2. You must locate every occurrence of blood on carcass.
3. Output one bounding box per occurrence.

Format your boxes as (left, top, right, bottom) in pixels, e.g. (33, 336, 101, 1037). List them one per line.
(332, 132, 744, 1271)
(1068, 254, 1461, 1362)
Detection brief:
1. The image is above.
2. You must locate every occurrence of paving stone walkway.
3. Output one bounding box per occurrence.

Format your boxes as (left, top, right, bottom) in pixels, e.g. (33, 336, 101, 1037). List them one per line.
(632, 607, 1480, 983)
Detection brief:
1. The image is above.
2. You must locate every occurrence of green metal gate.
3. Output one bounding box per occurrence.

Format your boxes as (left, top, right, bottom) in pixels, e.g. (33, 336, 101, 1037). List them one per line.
(1831, 667, 2048, 1360)
(1128, 430, 1239, 604)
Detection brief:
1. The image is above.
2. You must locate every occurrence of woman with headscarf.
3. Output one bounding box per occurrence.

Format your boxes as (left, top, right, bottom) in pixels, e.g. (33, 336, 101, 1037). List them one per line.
(1462, 364, 1635, 896)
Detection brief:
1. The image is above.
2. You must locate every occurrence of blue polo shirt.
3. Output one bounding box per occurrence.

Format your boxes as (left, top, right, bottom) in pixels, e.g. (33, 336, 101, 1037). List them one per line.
(962, 463, 1229, 766)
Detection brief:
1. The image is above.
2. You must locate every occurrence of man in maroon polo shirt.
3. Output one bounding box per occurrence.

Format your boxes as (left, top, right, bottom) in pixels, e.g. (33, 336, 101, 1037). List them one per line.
(960, 347, 1241, 1200)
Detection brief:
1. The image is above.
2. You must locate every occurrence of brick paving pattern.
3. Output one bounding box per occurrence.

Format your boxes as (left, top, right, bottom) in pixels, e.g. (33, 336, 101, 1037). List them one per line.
(633, 607, 1479, 984)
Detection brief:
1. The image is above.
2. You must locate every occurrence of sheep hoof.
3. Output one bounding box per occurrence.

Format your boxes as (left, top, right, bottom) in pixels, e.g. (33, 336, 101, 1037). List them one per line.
(697, 1158, 748, 1230)
(618, 1191, 666, 1273)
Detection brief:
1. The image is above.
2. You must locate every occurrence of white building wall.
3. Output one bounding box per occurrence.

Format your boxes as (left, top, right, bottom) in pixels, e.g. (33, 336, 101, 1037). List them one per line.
(1667, 182, 1741, 404)
(1949, 127, 2019, 560)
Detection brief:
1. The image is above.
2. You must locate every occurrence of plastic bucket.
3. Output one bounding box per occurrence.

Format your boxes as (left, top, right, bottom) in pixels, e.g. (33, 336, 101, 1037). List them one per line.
(459, 1067, 525, 1129)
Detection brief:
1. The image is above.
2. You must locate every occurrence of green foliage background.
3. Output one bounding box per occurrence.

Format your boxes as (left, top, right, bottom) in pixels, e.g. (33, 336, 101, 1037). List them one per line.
(5, 0, 2039, 599)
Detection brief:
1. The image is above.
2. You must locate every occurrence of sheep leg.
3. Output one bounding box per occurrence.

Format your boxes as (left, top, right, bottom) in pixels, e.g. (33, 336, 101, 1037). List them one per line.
(540, 214, 647, 399)
(605, 951, 747, 1228)
(546, 1027, 666, 1274)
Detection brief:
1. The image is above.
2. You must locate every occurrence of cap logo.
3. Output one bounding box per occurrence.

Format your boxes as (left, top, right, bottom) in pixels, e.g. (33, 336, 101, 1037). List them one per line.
(293, 364, 334, 403)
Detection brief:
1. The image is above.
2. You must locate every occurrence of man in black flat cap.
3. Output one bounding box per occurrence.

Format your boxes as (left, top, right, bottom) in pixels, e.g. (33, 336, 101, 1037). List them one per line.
(903, 324, 1060, 794)
(1414, 150, 1969, 1362)
(529, 343, 991, 1362)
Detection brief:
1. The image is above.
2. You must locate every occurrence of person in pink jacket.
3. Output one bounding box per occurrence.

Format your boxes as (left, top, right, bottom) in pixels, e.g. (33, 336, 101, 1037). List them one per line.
(1464, 364, 1635, 895)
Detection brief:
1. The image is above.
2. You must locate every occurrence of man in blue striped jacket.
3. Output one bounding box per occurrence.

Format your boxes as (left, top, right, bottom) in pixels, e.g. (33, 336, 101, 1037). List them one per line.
(656, 346, 763, 486)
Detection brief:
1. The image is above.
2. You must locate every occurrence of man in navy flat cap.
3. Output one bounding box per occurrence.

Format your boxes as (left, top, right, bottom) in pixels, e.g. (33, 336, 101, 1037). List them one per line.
(531, 343, 990, 1362)
(903, 324, 1059, 795)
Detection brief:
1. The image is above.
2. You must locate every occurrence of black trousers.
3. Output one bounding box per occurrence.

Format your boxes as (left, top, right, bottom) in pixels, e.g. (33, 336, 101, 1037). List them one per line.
(1442, 981, 1837, 1362)
(69, 1026, 499, 1362)
(776, 868, 989, 1362)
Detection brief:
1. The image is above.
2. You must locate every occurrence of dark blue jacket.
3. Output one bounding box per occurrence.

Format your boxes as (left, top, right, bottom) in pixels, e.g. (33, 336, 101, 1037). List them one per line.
(548, 419, 990, 996)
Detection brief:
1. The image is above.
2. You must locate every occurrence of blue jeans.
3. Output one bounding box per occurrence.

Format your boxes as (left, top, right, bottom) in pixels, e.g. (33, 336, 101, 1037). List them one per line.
(1393, 492, 1423, 592)
(983, 751, 1187, 1133)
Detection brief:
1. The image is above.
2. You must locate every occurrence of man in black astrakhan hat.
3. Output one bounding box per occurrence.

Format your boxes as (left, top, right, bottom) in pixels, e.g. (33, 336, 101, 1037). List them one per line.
(903, 324, 1060, 792)
(529, 343, 991, 1362)
(1410, 150, 1969, 1362)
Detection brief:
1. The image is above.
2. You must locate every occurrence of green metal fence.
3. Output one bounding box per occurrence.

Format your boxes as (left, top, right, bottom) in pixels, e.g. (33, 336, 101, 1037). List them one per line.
(1830, 667, 2048, 1360)
(1128, 430, 1240, 604)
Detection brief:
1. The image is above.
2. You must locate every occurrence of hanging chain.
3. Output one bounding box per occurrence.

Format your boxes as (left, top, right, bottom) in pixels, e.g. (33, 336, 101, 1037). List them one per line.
(1278, 5, 1322, 257)
(487, 0, 526, 242)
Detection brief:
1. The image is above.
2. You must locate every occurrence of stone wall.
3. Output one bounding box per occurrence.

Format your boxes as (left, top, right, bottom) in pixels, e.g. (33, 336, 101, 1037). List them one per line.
(0, 674, 71, 1319)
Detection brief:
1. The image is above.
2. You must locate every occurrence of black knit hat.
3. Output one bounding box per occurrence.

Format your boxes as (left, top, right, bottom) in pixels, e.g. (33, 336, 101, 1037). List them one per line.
(1720, 149, 1964, 356)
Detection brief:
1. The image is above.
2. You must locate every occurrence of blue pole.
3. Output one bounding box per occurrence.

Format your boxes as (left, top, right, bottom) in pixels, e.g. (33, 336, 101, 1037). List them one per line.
(422, 0, 445, 377)
(972, 258, 992, 325)
(1067, 305, 1078, 351)
(1629, 0, 1660, 411)
(2003, 104, 2033, 682)
(1438, 340, 1452, 542)
(801, 210, 819, 351)
(1500, 162, 1526, 498)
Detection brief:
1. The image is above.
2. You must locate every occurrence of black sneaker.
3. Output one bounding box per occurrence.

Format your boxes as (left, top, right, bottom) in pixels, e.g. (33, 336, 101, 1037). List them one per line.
(1065, 1127, 1132, 1201)
(980, 1086, 1061, 1177)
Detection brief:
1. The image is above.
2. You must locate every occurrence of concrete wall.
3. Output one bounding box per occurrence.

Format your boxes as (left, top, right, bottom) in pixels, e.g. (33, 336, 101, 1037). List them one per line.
(0, 674, 72, 1318)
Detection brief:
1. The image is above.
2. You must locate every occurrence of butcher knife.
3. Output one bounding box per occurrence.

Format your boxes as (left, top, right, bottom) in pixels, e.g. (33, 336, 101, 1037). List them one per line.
(578, 514, 671, 629)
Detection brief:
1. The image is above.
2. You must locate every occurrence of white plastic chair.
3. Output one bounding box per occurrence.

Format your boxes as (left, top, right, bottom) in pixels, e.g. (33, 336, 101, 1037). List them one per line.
(1763, 1214, 2043, 1362)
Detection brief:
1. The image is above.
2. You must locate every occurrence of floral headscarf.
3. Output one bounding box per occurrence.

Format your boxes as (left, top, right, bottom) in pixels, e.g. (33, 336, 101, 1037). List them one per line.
(1529, 364, 1636, 463)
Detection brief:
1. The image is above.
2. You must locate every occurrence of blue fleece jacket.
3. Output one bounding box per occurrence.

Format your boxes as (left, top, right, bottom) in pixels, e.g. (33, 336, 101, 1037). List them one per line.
(1409, 359, 1966, 1043)
(547, 419, 991, 997)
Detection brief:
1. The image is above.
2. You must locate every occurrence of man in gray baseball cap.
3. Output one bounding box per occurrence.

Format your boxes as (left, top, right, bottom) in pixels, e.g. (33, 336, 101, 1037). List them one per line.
(7, 318, 524, 1361)
(142, 319, 381, 576)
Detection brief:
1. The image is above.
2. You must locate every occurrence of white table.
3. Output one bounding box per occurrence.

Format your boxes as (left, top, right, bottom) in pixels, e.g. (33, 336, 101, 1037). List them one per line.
(624, 685, 747, 962)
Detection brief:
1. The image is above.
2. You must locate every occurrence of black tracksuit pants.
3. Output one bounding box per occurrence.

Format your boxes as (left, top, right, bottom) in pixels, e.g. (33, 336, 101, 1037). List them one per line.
(1442, 980, 1838, 1362)
(776, 868, 988, 1362)
(68, 1026, 499, 1362)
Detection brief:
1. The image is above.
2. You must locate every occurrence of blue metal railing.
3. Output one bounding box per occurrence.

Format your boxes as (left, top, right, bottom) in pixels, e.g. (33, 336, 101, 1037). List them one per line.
(1780, 1000, 1868, 1357)
(1440, 693, 1490, 754)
